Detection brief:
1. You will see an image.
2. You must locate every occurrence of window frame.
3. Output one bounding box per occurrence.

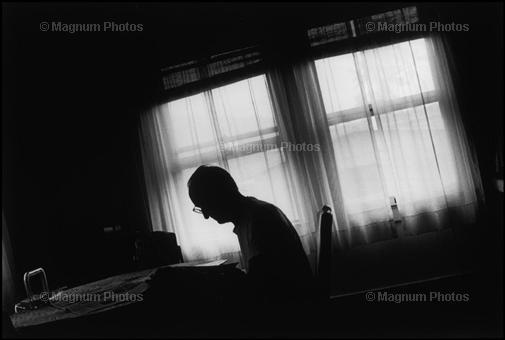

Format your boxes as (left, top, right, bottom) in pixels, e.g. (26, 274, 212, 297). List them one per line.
(167, 74, 283, 171)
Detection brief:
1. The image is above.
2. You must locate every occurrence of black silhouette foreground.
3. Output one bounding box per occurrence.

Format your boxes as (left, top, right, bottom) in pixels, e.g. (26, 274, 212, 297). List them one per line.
(188, 165, 316, 306)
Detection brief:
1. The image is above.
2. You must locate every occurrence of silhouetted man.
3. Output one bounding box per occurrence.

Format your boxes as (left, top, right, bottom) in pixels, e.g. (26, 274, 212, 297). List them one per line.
(188, 165, 315, 304)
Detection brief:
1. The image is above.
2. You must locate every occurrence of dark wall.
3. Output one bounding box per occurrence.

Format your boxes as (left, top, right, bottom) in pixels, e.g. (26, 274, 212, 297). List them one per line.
(3, 3, 502, 296)
(435, 2, 503, 301)
(3, 5, 161, 289)
(434, 3, 503, 201)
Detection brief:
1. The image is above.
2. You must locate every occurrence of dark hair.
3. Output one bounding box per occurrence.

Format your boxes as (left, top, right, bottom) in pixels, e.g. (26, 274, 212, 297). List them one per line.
(187, 165, 239, 206)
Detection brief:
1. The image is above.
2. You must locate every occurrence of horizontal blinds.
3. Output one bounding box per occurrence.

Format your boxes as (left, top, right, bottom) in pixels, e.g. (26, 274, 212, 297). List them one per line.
(307, 6, 420, 47)
(161, 60, 201, 90)
(161, 46, 263, 92)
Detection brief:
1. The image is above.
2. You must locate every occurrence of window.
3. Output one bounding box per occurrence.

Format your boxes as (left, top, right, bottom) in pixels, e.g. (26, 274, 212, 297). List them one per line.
(159, 75, 301, 259)
(144, 22, 482, 260)
(315, 38, 460, 226)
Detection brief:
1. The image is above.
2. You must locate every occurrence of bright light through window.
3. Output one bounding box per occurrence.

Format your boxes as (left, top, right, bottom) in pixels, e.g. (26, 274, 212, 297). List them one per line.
(315, 38, 459, 226)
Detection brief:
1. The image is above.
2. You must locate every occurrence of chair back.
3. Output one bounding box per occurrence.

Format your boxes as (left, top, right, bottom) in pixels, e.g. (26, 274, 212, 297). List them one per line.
(317, 205, 333, 300)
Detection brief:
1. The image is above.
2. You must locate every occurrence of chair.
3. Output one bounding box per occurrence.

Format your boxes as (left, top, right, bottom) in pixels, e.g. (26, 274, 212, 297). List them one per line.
(317, 205, 333, 301)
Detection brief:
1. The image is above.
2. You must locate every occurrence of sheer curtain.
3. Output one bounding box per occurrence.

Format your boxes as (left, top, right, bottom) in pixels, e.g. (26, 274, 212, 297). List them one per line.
(313, 35, 483, 247)
(141, 33, 483, 264)
(266, 61, 344, 257)
(140, 75, 314, 266)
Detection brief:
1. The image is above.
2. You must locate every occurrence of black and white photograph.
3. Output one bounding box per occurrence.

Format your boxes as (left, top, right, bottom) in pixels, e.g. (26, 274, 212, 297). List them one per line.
(2, 2, 503, 338)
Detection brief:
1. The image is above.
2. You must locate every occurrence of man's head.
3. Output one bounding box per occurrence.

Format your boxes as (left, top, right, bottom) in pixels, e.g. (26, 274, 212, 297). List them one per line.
(188, 165, 242, 223)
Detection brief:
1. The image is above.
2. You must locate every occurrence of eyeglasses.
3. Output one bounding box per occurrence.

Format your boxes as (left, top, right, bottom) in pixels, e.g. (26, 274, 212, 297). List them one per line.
(192, 206, 203, 214)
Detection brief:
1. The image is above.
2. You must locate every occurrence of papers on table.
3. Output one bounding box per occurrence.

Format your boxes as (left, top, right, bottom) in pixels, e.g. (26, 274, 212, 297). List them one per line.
(11, 268, 157, 329)
(167, 259, 228, 268)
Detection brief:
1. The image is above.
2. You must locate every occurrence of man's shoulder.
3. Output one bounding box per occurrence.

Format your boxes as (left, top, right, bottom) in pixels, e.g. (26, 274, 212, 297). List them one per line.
(246, 197, 291, 228)
(247, 197, 281, 216)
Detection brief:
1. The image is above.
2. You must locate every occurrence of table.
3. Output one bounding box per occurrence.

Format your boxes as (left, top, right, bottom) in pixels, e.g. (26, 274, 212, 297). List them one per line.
(10, 260, 246, 337)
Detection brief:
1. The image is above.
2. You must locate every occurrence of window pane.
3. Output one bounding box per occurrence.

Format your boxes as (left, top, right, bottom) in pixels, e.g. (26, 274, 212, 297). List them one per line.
(165, 93, 216, 151)
(362, 38, 435, 101)
(212, 75, 275, 140)
(410, 38, 436, 93)
(330, 119, 389, 225)
(315, 54, 365, 113)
